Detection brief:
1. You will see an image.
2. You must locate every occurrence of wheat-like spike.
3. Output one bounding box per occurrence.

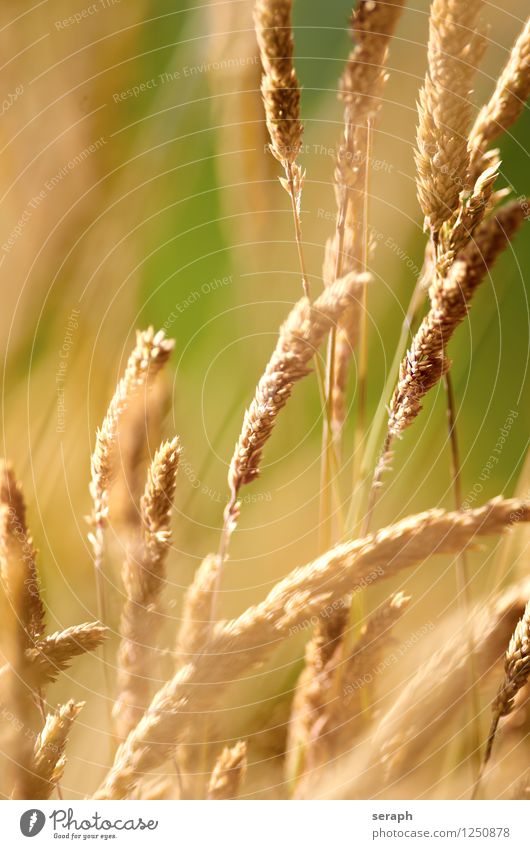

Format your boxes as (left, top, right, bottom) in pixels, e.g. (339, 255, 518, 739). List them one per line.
(340, 0, 405, 118)
(27, 622, 107, 685)
(90, 328, 174, 527)
(254, 0, 303, 169)
(495, 599, 530, 718)
(0, 622, 106, 691)
(175, 554, 220, 666)
(95, 497, 529, 798)
(436, 159, 500, 274)
(27, 700, 84, 800)
(334, 0, 405, 208)
(289, 592, 409, 782)
(0, 621, 106, 719)
(416, 0, 485, 236)
(207, 740, 247, 800)
(114, 437, 180, 740)
(328, 2, 405, 435)
(88, 328, 174, 608)
(253, 0, 310, 296)
(227, 272, 369, 505)
(333, 0, 405, 218)
(111, 382, 168, 531)
(469, 17, 530, 179)
(387, 200, 526, 440)
(481, 598, 530, 771)
(0, 461, 45, 642)
(140, 437, 181, 591)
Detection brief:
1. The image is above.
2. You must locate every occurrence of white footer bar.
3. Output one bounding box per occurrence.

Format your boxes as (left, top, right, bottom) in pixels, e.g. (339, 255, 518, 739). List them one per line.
(3, 800, 528, 848)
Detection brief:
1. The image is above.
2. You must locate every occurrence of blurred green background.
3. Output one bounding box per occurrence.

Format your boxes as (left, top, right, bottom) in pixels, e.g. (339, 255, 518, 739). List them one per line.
(0, 0, 528, 796)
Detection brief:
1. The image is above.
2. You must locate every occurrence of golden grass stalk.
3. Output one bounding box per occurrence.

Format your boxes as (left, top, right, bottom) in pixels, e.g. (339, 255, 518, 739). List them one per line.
(207, 740, 247, 800)
(1, 464, 113, 799)
(416, 0, 485, 236)
(114, 437, 180, 740)
(221, 272, 369, 558)
(387, 200, 526, 442)
(339, 0, 405, 118)
(28, 622, 107, 685)
(254, 0, 302, 169)
(95, 497, 529, 798)
(88, 328, 174, 623)
(362, 199, 525, 538)
(175, 554, 220, 666)
(325, 0, 405, 475)
(289, 592, 409, 783)
(331, 0, 406, 276)
(27, 700, 84, 800)
(481, 597, 530, 773)
(469, 17, 530, 180)
(254, 0, 308, 297)
(0, 622, 106, 692)
(111, 381, 168, 531)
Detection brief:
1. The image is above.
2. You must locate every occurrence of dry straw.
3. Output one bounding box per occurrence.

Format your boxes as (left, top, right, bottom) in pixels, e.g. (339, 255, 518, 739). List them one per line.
(96, 497, 529, 798)
(339, 0, 405, 117)
(254, 0, 303, 170)
(114, 437, 180, 740)
(207, 740, 247, 800)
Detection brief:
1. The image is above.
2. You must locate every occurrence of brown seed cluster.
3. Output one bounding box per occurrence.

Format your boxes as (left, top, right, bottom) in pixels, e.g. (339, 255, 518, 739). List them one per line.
(254, 0, 303, 167)
(228, 272, 369, 501)
(388, 200, 526, 439)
